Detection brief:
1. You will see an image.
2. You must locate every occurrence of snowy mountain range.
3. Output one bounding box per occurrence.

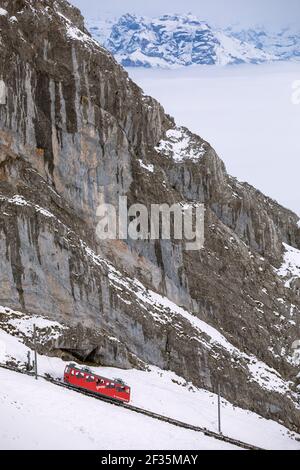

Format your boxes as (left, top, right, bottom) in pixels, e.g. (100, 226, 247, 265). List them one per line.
(87, 14, 300, 68)
(229, 27, 300, 62)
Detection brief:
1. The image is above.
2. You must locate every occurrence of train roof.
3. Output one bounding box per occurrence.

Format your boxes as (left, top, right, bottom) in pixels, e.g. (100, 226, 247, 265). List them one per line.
(65, 363, 129, 387)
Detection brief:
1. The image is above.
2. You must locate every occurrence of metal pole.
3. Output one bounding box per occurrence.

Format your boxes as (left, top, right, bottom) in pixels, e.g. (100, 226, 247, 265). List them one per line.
(218, 383, 222, 434)
(33, 324, 38, 380)
(26, 350, 31, 371)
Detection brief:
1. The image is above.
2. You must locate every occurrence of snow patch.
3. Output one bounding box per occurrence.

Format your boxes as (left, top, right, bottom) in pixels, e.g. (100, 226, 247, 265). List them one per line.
(0, 80, 6, 105)
(8, 316, 66, 341)
(138, 159, 154, 173)
(155, 127, 206, 162)
(0, 194, 55, 219)
(276, 242, 300, 287)
(56, 11, 103, 51)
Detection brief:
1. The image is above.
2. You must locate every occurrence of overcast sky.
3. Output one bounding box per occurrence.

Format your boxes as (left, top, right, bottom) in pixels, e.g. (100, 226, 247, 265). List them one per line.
(70, 0, 300, 30)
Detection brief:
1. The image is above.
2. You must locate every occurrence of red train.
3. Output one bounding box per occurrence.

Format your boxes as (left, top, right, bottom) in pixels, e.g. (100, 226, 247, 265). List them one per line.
(64, 363, 131, 403)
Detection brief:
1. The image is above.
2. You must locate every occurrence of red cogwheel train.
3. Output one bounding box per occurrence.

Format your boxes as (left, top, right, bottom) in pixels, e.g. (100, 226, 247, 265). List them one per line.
(64, 363, 131, 403)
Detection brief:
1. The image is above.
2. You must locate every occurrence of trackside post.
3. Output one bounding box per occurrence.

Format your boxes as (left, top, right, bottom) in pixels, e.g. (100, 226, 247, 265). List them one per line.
(33, 324, 38, 380)
(218, 383, 222, 434)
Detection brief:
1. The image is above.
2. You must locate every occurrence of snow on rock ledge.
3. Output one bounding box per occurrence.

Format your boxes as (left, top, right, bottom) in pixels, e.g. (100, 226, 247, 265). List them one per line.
(0, 194, 55, 218)
(0, 306, 67, 346)
(155, 127, 207, 163)
(56, 10, 102, 51)
(276, 243, 300, 288)
(0, 80, 7, 105)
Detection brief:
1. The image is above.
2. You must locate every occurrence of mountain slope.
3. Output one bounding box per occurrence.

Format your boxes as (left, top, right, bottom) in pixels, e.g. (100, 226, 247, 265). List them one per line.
(0, 0, 300, 436)
(0, 328, 299, 449)
(0, 369, 237, 450)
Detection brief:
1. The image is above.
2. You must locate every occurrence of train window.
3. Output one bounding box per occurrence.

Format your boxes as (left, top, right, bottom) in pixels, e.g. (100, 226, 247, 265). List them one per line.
(95, 378, 104, 385)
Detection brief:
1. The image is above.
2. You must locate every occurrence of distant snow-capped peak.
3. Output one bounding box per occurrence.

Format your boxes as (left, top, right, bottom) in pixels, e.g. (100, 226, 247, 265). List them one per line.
(227, 26, 300, 62)
(86, 13, 299, 68)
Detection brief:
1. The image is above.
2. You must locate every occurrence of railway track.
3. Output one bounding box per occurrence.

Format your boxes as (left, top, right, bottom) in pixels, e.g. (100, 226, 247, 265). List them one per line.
(0, 362, 263, 450)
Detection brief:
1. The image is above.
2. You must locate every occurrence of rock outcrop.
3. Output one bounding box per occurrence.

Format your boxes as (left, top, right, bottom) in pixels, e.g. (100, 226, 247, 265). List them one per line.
(0, 0, 300, 431)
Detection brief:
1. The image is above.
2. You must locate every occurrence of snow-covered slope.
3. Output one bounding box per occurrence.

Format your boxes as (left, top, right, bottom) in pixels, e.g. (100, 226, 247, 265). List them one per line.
(0, 368, 236, 450)
(0, 318, 299, 450)
(87, 14, 273, 68)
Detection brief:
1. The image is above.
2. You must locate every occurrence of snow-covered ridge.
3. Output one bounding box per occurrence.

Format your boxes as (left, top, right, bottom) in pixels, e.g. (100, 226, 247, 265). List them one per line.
(56, 10, 102, 51)
(86, 13, 279, 68)
(2, 1, 104, 53)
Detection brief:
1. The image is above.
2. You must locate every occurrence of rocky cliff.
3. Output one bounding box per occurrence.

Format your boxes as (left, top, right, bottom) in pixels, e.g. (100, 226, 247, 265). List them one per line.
(0, 0, 300, 431)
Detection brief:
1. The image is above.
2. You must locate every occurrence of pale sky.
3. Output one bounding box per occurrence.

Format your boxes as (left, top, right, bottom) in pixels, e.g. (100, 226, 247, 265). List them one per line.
(70, 0, 300, 30)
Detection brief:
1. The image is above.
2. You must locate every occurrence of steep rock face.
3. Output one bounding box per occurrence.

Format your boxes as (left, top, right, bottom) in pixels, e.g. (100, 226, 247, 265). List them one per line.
(0, 0, 300, 430)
